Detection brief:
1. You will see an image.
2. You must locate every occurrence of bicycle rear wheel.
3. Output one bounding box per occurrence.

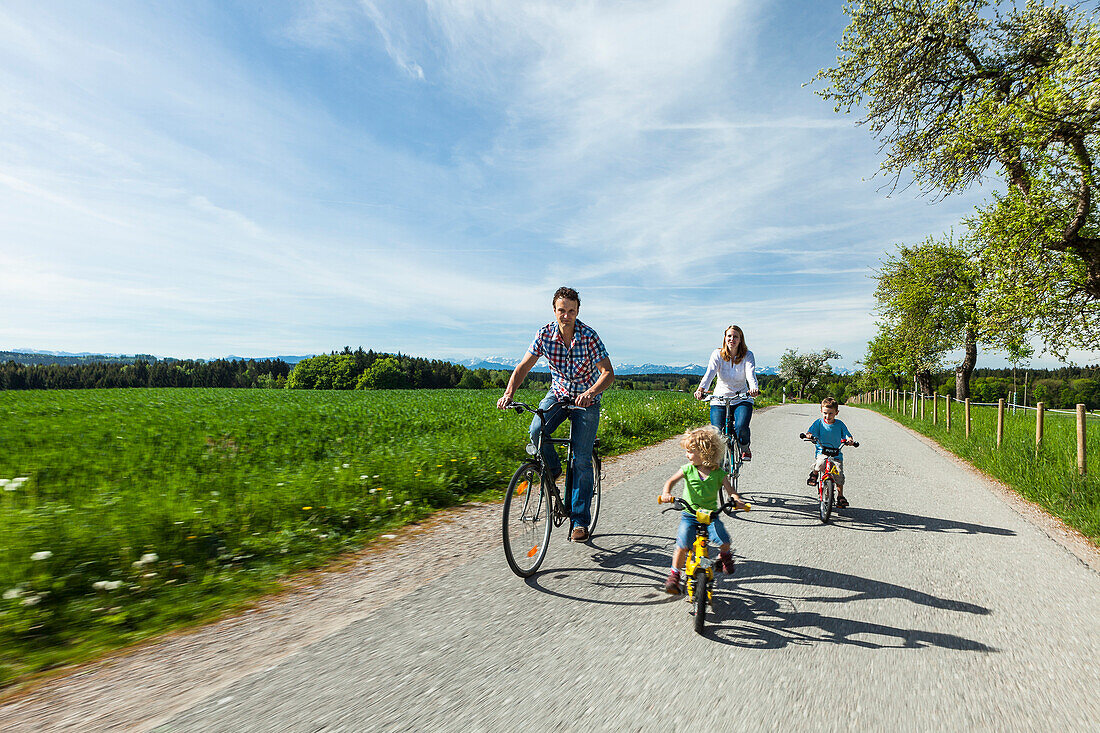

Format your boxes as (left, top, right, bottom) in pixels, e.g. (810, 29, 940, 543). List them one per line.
(819, 477, 834, 524)
(693, 569, 708, 634)
(503, 462, 552, 577)
(587, 455, 602, 536)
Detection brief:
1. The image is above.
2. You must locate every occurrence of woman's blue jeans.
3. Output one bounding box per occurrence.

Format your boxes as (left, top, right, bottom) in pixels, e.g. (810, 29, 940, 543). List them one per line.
(529, 391, 601, 529)
(710, 402, 753, 448)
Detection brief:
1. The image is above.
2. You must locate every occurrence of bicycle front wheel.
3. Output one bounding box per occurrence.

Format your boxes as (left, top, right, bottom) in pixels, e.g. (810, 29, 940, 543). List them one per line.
(503, 462, 552, 577)
(720, 440, 740, 507)
(819, 478, 834, 524)
(587, 455, 602, 536)
(693, 569, 708, 634)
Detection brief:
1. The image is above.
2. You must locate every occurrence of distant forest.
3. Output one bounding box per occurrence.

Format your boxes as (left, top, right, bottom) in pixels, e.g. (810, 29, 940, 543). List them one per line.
(0, 348, 548, 392)
(1, 350, 1096, 409)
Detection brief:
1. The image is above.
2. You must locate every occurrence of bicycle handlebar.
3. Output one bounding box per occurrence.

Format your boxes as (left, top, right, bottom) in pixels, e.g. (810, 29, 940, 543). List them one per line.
(658, 495, 750, 516)
(800, 433, 859, 448)
(697, 391, 752, 402)
(504, 400, 586, 416)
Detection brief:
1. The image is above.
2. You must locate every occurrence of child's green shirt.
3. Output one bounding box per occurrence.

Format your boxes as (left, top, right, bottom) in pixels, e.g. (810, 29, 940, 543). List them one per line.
(682, 464, 726, 510)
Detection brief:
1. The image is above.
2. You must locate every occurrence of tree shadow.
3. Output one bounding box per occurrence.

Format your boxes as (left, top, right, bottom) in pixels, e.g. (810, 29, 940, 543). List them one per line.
(743, 491, 1016, 537)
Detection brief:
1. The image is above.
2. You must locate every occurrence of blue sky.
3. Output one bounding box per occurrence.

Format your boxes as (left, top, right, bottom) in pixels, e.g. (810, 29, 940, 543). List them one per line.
(0, 0, 1094, 369)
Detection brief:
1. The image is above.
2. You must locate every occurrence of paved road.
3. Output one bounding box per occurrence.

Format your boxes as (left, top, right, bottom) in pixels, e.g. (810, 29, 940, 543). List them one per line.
(158, 404, 1100, 731)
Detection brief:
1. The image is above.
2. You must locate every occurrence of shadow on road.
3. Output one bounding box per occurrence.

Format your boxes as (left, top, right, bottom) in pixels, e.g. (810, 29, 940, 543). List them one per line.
(743, 491, 1016, 537)
(522, 532, 681, 606)
(524, 537, 995, 652)
(706, 559, 995, 651)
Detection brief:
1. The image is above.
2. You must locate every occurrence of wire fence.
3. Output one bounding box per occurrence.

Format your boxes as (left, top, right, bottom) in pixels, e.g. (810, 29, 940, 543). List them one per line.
(849, 389, 1098, 476)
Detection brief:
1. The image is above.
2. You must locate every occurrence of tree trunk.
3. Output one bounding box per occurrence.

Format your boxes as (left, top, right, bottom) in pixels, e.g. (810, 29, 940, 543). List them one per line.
(915, 369, 934, 396)
(955, 327, 977, 401)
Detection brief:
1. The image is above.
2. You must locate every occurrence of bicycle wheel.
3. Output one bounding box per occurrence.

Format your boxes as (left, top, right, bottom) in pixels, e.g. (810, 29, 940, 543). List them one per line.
(502, 462, 552, 577)
(719, 439, 740, 508)
(693, 569, 708, 634)
(587, 455, 602, 536)
(819, 477, 834, 524)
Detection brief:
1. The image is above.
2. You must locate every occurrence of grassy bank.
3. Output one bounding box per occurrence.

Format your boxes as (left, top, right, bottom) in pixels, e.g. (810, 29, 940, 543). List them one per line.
(859, 401, 1100, 544)
(0, 387, 714, 687)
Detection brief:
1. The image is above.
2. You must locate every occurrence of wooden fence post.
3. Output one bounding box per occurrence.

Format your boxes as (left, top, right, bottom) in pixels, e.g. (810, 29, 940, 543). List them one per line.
(920, 393, 925, 420)
(933, 391, 938, 425)
(911, 391, 917, 419)
(1079, 404, 1087, 476)
(965, 398, 971, 438)
(1035, 402, 1044, 454)
(945, 394, 951, 432)
(997, 399, 1005, 448)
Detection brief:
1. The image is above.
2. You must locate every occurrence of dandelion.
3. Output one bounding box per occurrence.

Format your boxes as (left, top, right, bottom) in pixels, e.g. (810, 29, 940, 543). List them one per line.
(303, 506, 312, 510)
(30, 551, 53, 561)
(3, 588, 22, 600)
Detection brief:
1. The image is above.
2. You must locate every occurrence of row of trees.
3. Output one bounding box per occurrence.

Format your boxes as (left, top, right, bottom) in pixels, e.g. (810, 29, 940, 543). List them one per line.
(0, 358, 292, 391)
(815, 0, 1100, 399)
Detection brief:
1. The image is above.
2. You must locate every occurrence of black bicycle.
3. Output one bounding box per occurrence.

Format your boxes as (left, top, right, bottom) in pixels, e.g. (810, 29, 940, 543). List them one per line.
(699, 391, 751, 505)
(501, 400, 603, 577)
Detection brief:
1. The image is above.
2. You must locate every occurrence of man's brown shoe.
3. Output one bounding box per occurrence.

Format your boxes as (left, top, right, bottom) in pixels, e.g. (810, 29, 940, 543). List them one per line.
(570, 526, 589, 542)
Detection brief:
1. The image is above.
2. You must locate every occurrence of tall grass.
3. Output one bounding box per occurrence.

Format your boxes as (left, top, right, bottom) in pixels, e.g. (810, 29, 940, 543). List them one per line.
(863, 400, 1100, 543)
(0, 387, 712, 686)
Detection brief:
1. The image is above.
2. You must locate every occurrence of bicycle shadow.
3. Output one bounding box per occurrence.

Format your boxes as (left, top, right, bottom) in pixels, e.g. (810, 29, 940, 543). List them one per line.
(521, 532, 685, 607)
(704, 559, 995, 651)
(523, 538, 994, 652)
(744, 491, 1015, 537)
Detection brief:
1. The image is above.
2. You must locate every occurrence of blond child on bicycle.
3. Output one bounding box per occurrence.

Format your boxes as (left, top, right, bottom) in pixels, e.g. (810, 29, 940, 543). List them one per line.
(660, 425, 748, 594)
(803, 396, 855, 508)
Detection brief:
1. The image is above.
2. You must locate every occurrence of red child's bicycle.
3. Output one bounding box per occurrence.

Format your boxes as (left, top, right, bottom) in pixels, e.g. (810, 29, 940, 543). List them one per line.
(799, 433, 858, 523)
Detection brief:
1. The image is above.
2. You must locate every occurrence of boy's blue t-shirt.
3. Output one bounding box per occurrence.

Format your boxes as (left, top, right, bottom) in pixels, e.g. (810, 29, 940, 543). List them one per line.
(806, 418, 853, 460)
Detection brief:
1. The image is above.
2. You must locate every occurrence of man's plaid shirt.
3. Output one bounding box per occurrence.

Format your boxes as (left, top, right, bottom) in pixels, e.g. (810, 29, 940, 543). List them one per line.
(528, 319, 610, 402)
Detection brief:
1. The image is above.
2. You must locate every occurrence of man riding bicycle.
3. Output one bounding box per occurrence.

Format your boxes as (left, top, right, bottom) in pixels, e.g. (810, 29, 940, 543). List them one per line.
(497, 286, 615, 542)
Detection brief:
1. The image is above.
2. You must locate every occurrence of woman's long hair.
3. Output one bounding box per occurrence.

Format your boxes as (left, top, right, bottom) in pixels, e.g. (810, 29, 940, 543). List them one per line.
(719, 324, 747, 365)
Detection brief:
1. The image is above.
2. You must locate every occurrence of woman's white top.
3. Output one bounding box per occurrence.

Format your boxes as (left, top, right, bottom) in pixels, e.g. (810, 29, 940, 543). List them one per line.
(698, 349, 757, 405)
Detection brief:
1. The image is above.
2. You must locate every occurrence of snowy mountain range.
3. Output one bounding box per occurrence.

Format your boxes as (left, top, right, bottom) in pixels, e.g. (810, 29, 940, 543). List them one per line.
(455, 357, 784, 376)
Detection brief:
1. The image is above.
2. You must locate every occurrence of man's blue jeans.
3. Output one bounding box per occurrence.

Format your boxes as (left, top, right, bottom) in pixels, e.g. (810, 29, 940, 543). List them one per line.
(529, 391, 601, 529)
(710, 402, 753, 447)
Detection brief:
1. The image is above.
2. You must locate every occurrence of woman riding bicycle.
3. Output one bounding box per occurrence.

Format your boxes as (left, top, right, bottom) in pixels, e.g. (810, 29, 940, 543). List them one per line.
(496, 286, 614, 543)
(693, 324, 759, 461)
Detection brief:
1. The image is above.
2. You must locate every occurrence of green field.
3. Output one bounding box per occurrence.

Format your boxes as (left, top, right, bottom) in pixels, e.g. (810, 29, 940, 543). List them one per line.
(862, 399, 1100, 544)
(0, 387, 713, 686)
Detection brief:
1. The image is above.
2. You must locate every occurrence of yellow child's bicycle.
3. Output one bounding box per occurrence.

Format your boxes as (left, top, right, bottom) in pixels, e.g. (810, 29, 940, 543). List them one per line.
(658, 494, 750, 634)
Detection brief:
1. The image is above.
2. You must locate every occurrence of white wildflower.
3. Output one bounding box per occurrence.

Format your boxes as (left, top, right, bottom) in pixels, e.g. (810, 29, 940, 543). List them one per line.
(404, 500, 413, 506)
(360, 475, 369, 480)
(2, 588, 22, 600)
(21, 595, 41, 607)
(342, 463, 350, 469)
(30, 551, 53, 561)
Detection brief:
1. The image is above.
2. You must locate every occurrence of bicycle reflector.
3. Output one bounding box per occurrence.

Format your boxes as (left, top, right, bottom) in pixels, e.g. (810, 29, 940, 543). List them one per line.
(516, 481, 528, 495)
(526, 546, 539, 558)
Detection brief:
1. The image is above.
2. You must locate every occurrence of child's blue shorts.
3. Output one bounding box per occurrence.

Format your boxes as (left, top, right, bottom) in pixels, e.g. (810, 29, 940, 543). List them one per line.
(677, 512, 730, 549)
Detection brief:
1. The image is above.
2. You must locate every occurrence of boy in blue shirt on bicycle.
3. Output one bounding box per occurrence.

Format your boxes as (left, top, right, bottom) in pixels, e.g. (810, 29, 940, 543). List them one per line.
(660, 425, 748, 594)
(804, 397, 855, 508)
